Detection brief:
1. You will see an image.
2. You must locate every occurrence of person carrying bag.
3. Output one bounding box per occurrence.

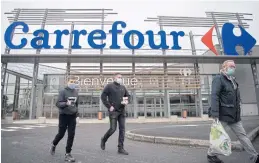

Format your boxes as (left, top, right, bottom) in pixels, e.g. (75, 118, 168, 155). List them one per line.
(207, 60, 259, 163)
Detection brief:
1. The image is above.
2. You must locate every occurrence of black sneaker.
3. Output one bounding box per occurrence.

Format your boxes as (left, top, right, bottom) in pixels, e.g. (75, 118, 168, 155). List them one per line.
(65, 153, 75, 162)
(101, 138, 105, 150)
(118, 148, 129, 155)
(207, 155, 223, 163)
(50, 144, 56, 155)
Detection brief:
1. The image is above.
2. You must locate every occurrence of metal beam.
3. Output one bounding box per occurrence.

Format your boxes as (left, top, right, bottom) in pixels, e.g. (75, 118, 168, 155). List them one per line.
(2, 54, 259, 64)
(5, 69, 43, 83)
(66, 23, 74, 77)
(29, 9, 48, 119)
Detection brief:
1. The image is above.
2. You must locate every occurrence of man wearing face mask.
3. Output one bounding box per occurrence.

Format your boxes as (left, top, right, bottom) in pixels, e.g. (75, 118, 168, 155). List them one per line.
(100, 73, 131, 155)
(50, 78, 79, 162)
(207, 60, 259, 163)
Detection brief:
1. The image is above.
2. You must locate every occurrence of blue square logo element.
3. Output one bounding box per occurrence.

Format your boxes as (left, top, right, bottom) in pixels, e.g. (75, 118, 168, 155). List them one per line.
(222, 23, 256, 55)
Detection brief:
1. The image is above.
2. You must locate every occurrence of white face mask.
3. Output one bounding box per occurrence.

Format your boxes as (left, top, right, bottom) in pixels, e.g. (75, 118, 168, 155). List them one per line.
(115, 78, 123, 84)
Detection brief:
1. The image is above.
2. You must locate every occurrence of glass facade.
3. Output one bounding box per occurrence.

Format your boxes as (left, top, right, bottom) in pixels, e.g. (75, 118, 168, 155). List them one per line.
(2, 72, 32, 119)
(40, 74, 214, 119)
(2, 67, 258, 119)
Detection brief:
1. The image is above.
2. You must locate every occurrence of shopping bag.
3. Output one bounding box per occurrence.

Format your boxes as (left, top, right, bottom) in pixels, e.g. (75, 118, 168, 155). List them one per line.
(209, 119, 232, 156)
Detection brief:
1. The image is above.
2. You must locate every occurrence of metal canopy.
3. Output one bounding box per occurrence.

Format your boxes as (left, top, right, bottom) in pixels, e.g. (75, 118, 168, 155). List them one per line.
(5, 8, 118, 25)
(145, 11, 253, 28)
(2, 54, 259, 64)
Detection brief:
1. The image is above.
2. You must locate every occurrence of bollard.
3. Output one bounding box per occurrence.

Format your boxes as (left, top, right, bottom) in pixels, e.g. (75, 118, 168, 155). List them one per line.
(182, 109, 187, 118)
(98, 111, 103, 120)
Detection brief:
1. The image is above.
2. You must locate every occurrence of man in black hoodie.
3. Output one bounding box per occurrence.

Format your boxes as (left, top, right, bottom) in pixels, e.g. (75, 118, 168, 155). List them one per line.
(50, 78, 79, 162)
(100, 73, 131, 155)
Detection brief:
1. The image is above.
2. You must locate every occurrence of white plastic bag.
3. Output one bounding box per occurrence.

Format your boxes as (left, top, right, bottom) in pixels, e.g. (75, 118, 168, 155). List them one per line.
(209, 119, 232, 156)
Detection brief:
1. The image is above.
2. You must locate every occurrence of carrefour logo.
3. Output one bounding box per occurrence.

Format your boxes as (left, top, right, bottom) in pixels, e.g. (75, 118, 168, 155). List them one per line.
(4, 21, 185, 50)
(201, 22, 257, 56)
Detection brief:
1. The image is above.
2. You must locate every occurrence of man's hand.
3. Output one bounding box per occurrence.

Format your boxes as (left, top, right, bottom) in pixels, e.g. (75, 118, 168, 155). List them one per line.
(212, 117, 219, 123)
(109, 106, 114, 112)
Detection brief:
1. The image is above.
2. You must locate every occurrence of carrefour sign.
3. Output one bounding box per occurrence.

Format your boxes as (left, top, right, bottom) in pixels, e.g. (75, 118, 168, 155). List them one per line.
(4, 21, 185, 50)
(4, 21, 257, 55)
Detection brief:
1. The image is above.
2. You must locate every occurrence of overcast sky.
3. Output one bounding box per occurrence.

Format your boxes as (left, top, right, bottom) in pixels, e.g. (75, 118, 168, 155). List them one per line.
(1, 0, 259, 68)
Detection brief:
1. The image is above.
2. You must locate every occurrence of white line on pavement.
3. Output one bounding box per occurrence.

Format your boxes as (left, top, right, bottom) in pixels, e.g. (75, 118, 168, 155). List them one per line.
(23, 125, 47, 128)
(19, 128, 33, 130)
(1, 129, 17, 132)
(6, 127, 24, 129)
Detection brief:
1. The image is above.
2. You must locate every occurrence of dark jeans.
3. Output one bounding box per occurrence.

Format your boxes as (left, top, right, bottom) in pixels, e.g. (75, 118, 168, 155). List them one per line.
(52, 114, 77, 153)
(102, 111, 126, 148)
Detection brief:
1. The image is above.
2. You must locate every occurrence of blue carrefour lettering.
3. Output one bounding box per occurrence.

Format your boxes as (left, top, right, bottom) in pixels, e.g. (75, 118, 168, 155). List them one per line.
(124, 30, 144, 49)
(53, 30, 70, 49)
(109, 21, 127, 49)
(4, 22, 29, 49)
(71, 30, 87, 49)
(30, 29, 51, 49)
(4, 21, 188, 51)
(170, 31, 185, 50)
(88, 30, 106, 49)
(146, 30, 169, 49)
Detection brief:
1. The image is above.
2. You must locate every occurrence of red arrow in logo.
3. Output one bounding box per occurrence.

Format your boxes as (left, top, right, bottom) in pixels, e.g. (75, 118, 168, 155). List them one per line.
(201, 25, 219, 55)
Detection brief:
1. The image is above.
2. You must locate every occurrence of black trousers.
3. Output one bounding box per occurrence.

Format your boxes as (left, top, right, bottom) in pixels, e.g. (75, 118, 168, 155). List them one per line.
(102, 111, 126, 148)
(52, 114, 77, 153)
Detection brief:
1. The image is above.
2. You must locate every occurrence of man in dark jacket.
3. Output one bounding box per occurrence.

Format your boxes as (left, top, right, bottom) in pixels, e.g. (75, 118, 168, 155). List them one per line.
(100, 73, 131, 155)
(50, 78, 79, 162)
(207, 60, 259, 163)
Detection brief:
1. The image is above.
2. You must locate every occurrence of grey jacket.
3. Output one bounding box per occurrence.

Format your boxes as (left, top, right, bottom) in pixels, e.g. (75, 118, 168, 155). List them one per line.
(56, 87, 79, 115)
(210, 73, 241, 123)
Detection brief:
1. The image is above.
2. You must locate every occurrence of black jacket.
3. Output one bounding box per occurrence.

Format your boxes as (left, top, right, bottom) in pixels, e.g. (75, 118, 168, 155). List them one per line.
(209, 73, 241, 123)
(56, 87, 79, 115)
(101, 82, 130, 112)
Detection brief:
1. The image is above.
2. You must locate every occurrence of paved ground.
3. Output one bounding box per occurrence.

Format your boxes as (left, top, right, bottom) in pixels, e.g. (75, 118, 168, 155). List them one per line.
(129, 116, 259, 141)
(1, 121, 259, 163)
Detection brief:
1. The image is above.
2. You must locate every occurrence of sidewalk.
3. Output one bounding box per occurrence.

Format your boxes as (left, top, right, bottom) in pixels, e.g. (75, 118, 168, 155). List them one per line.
(2, 115, 212, 124)
(125, 116, 259, 151)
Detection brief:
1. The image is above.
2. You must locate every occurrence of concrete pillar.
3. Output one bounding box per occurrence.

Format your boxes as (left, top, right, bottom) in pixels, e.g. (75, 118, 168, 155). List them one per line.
(50, 97, 54, 118)
(197, 86, 203, 117)
(160, 98, 163, 117)
(194, 89, 198, 116)
(144, 94, 147, 118)
(29, 61, 39, 119)
(133, 90, 138, 118)
(154, 97, 157, 118)
(164, 90, 170, 118)
(13, 76, 20, 112)
(36, 84, 44, 118)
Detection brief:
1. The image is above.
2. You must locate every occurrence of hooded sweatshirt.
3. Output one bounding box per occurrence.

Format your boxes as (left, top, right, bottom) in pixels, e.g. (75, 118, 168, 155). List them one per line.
(56, 87, 79, 115)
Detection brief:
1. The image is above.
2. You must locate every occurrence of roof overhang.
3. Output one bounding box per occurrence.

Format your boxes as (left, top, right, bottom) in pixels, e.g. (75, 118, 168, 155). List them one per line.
(2, 54, 259, 64)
